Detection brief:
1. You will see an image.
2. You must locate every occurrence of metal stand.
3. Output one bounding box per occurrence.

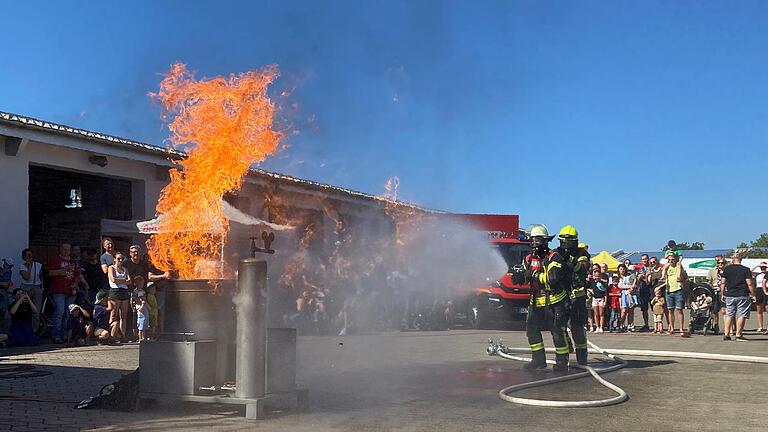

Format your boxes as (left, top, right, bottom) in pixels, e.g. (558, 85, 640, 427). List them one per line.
(138, 258, 307, 420)
(140, 389, 309, 420)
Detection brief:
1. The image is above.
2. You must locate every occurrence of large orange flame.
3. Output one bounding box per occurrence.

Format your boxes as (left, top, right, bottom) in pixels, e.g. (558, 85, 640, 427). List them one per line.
(148, 62, 282, 279)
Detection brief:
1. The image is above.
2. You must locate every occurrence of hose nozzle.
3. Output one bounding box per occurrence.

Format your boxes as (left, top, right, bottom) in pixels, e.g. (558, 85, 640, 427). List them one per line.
(486, 338, 506, 356)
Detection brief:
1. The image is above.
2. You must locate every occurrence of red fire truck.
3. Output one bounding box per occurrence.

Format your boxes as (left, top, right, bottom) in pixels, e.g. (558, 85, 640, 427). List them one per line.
(456, 214, 532, 329)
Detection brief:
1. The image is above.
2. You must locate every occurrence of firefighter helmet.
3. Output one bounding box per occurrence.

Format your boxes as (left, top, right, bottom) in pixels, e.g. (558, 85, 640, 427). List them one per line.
(530, 224, 550, 238)
(558, 225, 578, 240)
(558, 225, 579, 250)
(528, 224, 552, 249)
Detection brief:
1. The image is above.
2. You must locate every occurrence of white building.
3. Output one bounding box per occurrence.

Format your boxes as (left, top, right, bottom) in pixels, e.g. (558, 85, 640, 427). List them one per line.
(0, 111, 430, 288)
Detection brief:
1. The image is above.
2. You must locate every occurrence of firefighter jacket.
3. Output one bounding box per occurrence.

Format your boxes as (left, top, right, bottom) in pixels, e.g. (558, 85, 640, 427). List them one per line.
(560, 246, 590, 299)
(522, 248, 568, 308)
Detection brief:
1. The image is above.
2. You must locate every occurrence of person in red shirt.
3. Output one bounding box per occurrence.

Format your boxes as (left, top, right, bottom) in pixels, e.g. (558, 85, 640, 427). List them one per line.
(48, 243, 79, 343)
(608, 278, 623, 332)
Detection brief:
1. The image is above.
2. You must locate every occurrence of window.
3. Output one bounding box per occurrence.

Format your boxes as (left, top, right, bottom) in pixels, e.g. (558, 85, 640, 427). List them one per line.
(65, 188, 82, 208)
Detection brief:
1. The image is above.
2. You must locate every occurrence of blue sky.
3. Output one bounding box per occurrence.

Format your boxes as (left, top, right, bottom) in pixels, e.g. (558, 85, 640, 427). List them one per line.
(2, 1, 767, 252)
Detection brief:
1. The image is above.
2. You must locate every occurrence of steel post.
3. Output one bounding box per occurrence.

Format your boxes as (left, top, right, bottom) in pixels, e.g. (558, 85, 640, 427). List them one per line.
(235, 258, 267, 399)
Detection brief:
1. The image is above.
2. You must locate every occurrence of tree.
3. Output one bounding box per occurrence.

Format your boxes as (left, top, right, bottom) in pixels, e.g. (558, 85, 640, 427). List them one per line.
(675, 241, 705, 250)
(736, 233, 768, 258)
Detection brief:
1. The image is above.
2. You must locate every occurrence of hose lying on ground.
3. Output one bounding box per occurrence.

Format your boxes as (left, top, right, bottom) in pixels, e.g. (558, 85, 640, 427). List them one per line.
(487, 339, 628, 408)
(486, 338, 768, 408)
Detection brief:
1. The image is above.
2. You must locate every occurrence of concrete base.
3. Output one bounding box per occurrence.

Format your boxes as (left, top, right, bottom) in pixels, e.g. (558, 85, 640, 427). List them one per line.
(139, 388, 309, 420)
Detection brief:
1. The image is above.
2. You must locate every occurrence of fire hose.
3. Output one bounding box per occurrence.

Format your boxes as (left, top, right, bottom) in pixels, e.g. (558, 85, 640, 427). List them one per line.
(486, 337, 768, 408)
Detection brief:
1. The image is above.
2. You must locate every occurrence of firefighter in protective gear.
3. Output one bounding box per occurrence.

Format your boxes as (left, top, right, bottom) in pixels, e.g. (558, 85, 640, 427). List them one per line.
(520, 225, 571, 372)
(557, 225, 590, 366)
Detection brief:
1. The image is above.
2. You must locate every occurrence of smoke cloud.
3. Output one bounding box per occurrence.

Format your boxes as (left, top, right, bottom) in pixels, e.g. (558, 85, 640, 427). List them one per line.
(261, 213, 507, 334)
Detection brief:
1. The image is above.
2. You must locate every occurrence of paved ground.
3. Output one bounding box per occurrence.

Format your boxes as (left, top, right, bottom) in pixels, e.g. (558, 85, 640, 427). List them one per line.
(1, 322, 768, 431)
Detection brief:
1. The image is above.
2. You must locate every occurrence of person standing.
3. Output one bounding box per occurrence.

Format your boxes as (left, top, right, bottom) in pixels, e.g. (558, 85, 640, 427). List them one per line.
(720, 253, 756, 341)
(763, 272, 768, 335)
(520, 225, 570, 372)
(707, 256, 727, 335)
(148, 263, 172, 338)
(100, 237, 115, 285)
(650, 288, 666, 334)
(634, 254, 653, 332)
(80, 249, 105, 304)
(123, 245, 149, 283)
(647, 256, 667, 327)
(750, 262, 767, 332)
(617, 264, 638, 331)
(134, 289, 149, 341)
(589, 267, 607, 332)
(607, 278, 623, 332)
(48, 243, 79, 343)
(661, 251, 686, 335)
(556, 225, 589, 366)
(124, 245, 150, 341)
(107, 251, 132, 342)
(18, 248, 44, 333)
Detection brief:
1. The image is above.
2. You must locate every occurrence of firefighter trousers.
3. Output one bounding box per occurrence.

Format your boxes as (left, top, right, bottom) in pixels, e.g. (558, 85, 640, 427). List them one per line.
(526, 299, 570, 366)
(569, 296, 589, 364)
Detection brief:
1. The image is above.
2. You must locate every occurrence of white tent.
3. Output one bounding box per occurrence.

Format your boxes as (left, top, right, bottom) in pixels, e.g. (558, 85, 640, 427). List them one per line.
(682, 257, 768, 283)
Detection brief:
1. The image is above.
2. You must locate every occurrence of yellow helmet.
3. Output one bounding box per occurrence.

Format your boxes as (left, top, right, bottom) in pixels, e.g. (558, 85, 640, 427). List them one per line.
(558, 225, 578, 240)
(578, 242, 588, 250)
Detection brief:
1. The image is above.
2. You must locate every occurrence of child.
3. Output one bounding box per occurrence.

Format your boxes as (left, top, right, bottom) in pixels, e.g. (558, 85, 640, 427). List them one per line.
(129, 276, 145, 342)
(618, 268, 638, 331)
(134, 290, 149, 341)
(691, 292, 713, 311)
(66, 304, 93, 346)
(608, 278, 623, 332)
(650, 287, 666, 334)
(92, 290, 118, 344)
(589, 268, 607, 332)
(0, 258, 14, 291)
(146, 282, 159, 340)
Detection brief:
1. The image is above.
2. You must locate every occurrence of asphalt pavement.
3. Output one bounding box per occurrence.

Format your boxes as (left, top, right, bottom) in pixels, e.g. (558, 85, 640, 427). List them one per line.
(1, 323, 767, 431)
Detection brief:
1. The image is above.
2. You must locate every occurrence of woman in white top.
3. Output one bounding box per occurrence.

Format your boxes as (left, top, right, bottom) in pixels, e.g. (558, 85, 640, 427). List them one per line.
(108, 251, 132, 342)
(19, 248, 44, 333)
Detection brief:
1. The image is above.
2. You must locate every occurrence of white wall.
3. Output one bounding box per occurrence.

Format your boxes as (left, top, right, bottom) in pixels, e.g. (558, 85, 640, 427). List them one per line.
(0, 144, 30, 290)
(0, 131, 172, 289)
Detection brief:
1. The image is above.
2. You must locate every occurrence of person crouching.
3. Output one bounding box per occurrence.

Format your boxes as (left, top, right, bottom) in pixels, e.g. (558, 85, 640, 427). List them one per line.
(66, 304, 93, 346)
(93, 290, 119, 345)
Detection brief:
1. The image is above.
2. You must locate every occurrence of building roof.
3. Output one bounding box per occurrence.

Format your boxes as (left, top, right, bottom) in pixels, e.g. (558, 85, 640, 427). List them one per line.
(620, 249, 734, 263)
(0, 110, 438, 213)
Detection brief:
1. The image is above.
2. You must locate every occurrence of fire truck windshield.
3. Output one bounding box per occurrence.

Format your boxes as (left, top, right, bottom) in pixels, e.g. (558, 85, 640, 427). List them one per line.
(494, 243, 530, 272)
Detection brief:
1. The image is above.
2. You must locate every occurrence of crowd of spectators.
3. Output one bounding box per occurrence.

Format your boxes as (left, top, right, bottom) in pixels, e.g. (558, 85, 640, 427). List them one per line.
(587, 243, 768, 340)
(0, 238, 170, 348)
(2, 236, 767, 345)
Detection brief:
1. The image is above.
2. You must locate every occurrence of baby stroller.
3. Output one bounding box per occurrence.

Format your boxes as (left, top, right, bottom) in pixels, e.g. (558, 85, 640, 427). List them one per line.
(688, 283, 720, 335)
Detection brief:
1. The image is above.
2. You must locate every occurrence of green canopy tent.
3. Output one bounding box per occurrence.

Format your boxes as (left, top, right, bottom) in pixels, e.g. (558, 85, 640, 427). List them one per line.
(688, 259, 716, 269)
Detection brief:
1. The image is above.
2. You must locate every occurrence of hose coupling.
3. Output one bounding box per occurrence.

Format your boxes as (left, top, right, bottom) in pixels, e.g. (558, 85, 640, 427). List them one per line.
(486, 338, 506, 356)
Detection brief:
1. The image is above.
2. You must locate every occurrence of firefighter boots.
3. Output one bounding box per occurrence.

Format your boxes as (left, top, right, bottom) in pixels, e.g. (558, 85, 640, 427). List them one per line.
(552, 355, 569, 373)
(524, 350, 548, 371)
(576, 348, 588, 366)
